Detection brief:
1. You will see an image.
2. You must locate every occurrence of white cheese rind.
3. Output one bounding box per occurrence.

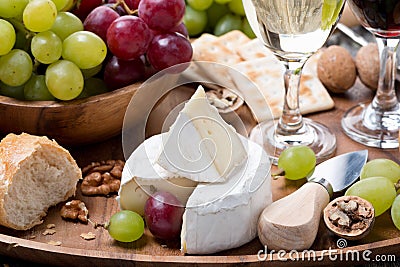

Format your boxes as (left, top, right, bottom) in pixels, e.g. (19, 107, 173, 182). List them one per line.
(181, 135, 272, 254)
(117, 134, 197, 215)
(157, 86, 247, 183)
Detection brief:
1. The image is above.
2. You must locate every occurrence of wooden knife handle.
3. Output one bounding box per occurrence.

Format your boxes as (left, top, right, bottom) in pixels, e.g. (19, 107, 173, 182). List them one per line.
(258, 182, 330, 251)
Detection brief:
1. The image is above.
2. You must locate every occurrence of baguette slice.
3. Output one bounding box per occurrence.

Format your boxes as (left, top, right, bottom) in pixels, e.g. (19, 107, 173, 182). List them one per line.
(0, 133, 81, 230)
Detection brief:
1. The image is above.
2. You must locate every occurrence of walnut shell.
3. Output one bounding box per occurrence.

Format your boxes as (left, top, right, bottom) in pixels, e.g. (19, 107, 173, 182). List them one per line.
(317, 45, 357, 93)
(355, 43, 379, 91)
(323, 195, 375, 240)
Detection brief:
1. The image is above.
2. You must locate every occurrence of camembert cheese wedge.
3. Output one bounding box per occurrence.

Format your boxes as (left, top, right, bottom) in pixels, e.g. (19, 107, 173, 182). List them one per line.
(156, 85, 247, 183)
(118, 134, 197, 216)
(181, 134, 271, 254)
(119, 133, 272, 254)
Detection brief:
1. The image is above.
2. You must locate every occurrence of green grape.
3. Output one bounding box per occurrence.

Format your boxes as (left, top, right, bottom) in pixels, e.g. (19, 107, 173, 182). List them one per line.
(45, 60, 84, 100)
(0, 0, 28, 18)
(107, 210, 145, 242)
(241, 17, 256, 38)
(183, 5, 208, 37)
(31, 31, 62, 64)
(187, 0, 213, 11)
(0, 49, 32, 87)
(360, 158, 400, 184)
(62, 31, 107, 69)
(321, 0, 343, 30)
(77, 77, 108, 99)
(206, 2, 229, 30)
(214, 13, 242, 36)
(228, 0, 245, 16)
(23, 0, 57, 32)
(345, 176, 396, 217)
(61, 0, 76, 11)
(81, 64, 102, 79)
(214, 0, 232, 4)
(14, 29, 30, 51)
(278, 146, 316, 180)
(391, 195, 400, 231)
(0, 81, 25, 100)
(51, 11, 83, 40)
(24, 74, 55, 101)
(51, 0, 69, 11)
(0, 19, 16, 56)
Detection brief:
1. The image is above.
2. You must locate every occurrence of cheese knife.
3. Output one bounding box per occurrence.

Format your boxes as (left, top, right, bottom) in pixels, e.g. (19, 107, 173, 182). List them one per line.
(258, 150, 368, 251)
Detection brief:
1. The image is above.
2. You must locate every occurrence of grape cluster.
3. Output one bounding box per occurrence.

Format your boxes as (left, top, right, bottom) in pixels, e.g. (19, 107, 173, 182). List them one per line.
(0, 0, 193, 101)
(83, 0, 192, 90)
(344, 159, 400, 229)
(0, 0, 108, 101)
(183, 0, 255, 38)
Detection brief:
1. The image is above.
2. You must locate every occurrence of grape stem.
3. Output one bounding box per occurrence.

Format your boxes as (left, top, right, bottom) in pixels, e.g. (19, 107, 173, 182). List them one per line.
(395, 180, 400, 191)
(88, 218, 106, 229)
(117, 0, 138, 15)
(7, 18, 35, 40)
(271, 168, 285, 180)
(32, 59, 41, 74)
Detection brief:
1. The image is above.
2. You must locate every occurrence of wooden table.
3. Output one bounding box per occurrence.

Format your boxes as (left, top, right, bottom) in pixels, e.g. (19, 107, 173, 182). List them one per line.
(0, 79, 400, 266)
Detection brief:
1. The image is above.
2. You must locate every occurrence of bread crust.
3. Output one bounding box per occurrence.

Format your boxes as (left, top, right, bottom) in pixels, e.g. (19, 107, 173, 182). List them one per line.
(0, 133, 81, 230)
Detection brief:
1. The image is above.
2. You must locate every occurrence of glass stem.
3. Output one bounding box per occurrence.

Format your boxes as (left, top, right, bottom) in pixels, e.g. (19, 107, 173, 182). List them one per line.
(277, 61, 306, 135)
(371, 37, 399, 112)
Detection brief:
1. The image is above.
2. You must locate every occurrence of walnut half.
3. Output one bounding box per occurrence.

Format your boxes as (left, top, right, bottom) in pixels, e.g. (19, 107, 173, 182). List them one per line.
(323, 195, 375, 240)
(61, 200, 89, 223)
(81, 160, 125, 196)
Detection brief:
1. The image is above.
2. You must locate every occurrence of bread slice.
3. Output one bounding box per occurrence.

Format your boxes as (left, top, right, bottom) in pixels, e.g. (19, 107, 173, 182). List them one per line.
(0, 133, 81, 230)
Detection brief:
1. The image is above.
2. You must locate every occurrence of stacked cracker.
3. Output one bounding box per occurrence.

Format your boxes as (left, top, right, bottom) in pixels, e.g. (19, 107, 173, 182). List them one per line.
(190, 30, 334, 122)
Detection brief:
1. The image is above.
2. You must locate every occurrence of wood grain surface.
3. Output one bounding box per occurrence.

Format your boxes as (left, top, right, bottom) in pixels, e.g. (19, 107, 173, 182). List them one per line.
(0, 83, 140, 146)
(0, 79, 399, 266)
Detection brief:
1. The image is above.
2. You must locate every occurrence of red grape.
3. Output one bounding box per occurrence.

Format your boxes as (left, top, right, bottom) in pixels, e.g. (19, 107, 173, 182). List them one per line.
(73, 0, 104, 21)
(147, 32, 193, 71)
(170, 22, 189, 38)
(106, 15, 151, 60)
(103, 56, 145, 90)
(151, 22, 189, 38)
(138, 0, 185, 31)
(144, 191, 184, 240)
(83, 5, 120, 42)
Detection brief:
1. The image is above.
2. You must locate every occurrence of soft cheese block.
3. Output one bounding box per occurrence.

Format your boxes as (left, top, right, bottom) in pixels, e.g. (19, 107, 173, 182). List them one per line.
(157, 86, 247, 183)
(118, 134, 198, 216)
(181, 134, 272, 254)
(118, 132, 272, 254)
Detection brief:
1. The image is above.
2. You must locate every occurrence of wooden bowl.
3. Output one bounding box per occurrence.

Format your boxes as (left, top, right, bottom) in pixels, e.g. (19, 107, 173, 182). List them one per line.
(0, 83, 140, 146)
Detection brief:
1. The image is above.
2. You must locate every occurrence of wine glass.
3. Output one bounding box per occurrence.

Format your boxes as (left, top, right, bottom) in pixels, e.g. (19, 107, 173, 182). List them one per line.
(243, 0, 344, 163)
(341, 0, 400, 149)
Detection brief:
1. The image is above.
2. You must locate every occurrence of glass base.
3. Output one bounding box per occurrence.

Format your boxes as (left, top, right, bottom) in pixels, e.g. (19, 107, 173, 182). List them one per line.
(249, 118, 336, 165)
(341, 102, 400, 149)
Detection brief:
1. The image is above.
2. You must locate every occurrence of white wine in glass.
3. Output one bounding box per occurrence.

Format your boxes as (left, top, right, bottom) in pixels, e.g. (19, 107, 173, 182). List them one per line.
(342, 0, 400, 149)
(243, 0, 344, 163)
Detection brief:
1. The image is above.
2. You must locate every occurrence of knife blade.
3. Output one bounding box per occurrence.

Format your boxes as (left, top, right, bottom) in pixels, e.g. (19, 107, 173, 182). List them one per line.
(258, 150, 368, 251)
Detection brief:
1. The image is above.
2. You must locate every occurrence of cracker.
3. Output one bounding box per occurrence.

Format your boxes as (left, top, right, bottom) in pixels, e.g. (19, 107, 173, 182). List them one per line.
(230, 57, 285, 121)
(231, 52, 334, 122)
(189, 31, 334, 120)
(191, 33, 242, 65)
(216, 30, 251, 53)
(299, 52, 334, 114)
(236, 38, 276, 60)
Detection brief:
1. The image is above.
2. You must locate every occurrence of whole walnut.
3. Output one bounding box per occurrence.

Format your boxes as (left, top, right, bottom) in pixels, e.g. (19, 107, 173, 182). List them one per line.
(355, 43, 379, 91)
(317, 45, 357, 93)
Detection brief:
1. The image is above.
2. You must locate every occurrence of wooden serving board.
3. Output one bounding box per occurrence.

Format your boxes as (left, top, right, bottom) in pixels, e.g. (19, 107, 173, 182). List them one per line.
(0, 81, 400, 266)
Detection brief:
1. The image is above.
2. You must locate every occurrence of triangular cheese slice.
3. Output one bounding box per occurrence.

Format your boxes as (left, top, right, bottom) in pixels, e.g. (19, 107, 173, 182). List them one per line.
(156, 85, 247, 183)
